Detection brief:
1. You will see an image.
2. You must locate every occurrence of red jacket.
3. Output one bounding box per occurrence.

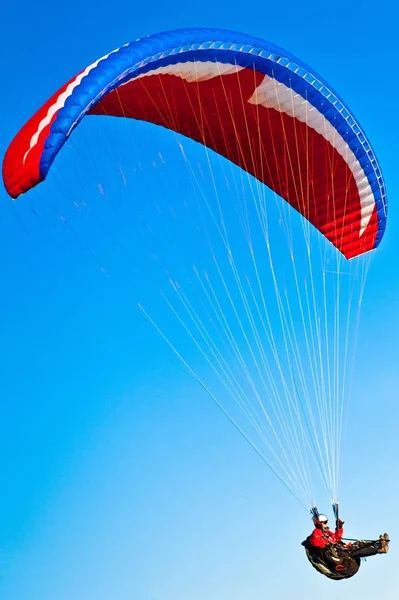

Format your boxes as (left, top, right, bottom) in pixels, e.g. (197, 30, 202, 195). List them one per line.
(309, 526, 344, 548)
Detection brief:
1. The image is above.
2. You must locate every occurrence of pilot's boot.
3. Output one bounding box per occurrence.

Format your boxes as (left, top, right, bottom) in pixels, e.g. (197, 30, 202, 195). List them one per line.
(377, 534, 390, 554)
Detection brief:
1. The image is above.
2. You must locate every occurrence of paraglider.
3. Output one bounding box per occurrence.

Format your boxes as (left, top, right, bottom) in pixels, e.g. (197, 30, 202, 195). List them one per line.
(302, 506, 389, 579)
(2, 28, 389, 580)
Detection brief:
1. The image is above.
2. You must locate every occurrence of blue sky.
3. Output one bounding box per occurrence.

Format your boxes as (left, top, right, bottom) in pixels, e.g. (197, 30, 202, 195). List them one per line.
(1, 1, 398, 598)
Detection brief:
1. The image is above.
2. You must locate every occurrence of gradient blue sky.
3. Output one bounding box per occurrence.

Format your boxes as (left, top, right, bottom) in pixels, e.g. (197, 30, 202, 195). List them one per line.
(1, 1, 398, 598)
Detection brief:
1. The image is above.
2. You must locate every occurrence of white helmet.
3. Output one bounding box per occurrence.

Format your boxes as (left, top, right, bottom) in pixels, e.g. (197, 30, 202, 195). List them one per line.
(318, 514, 328, 523)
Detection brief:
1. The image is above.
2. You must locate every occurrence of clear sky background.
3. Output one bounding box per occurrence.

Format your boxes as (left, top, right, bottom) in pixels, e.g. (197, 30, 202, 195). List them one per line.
(1, 1, 398, 599)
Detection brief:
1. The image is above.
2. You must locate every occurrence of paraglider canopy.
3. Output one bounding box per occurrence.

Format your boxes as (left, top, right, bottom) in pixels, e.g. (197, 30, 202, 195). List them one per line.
(2, 28, 387, 259)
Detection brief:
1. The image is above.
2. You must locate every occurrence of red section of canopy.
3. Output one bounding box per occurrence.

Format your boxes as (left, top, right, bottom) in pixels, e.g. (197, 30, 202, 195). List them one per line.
(90, 67, 377, 259)
(2, 76, 78, 199)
